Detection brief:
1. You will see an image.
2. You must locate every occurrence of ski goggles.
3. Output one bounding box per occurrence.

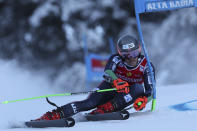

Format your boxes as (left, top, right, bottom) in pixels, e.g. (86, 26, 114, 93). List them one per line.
(120, 49, 140, 58)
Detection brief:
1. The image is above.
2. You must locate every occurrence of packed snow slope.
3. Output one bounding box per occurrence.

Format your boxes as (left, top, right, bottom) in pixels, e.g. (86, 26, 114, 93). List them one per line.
(0, 60, 197, 131)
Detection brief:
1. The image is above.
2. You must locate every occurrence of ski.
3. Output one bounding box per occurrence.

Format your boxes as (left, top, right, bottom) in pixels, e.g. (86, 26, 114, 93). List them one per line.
(25, 117, 75, 128)
(24, 110, 150, 128)
(85, 110, 130, 121)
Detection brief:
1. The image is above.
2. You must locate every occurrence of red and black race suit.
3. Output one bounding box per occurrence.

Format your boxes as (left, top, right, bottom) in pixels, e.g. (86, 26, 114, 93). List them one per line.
(104, 54, 155, 93)
(60, 54, 155, 118)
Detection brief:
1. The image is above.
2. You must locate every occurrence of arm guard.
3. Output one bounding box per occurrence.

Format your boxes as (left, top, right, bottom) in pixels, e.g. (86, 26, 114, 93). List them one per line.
(143, 63, 156, 97)
(103, 54, 121, 82)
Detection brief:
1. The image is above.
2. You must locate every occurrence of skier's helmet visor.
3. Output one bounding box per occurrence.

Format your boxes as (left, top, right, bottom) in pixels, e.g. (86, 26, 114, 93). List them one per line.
(120, 49, 140, 59)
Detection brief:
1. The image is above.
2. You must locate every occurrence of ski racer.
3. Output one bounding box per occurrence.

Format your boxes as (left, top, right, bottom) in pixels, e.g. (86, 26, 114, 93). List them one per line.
(34, 35, 156, 121)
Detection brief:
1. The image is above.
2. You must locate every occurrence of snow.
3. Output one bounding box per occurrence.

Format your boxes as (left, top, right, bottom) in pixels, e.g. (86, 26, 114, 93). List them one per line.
(0, 60, 197, 131)
(147, 8, 197, 85)
(29, 0, 59, 27)
(61, 0, 93, 21)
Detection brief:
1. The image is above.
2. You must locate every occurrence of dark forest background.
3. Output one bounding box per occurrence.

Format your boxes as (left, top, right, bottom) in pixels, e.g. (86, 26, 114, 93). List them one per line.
(1, 0, 197, 90)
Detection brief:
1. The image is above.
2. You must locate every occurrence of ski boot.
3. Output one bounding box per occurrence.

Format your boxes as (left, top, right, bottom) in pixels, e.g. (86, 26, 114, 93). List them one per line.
(34, 107, 65, 121)
(90, 102, 115, 114)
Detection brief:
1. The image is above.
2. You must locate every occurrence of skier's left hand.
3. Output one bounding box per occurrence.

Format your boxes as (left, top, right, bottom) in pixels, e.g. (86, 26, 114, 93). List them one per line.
(133, 96, 148, 111)
(112, 78, 130, 93)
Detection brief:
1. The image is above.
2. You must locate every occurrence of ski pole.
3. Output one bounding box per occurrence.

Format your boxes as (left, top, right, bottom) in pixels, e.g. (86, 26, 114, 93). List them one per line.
(1, 88, 117, 104)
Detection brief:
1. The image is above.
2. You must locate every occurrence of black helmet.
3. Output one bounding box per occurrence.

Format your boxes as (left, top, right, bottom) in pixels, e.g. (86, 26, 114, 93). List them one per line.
(117, 35, 141, 58)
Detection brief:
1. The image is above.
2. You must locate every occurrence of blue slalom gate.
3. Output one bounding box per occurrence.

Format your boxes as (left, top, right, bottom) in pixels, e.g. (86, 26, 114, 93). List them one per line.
(133, 0, 197, 111)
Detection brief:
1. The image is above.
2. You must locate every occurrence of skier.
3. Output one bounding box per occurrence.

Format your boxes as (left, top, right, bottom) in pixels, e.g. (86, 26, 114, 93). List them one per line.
(34, 35, 155, 121)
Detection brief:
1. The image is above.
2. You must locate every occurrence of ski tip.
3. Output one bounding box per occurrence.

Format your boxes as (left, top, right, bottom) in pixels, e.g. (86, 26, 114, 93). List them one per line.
(65, 117, 75, 127)
(25, 117, 75, 128)
(85, 111, 130, 121)
(120, 110, 130, 120)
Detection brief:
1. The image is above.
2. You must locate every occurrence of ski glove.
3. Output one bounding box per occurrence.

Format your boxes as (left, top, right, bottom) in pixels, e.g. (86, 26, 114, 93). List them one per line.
(112, 78, 129, 94)
(133, 96, 148, 111)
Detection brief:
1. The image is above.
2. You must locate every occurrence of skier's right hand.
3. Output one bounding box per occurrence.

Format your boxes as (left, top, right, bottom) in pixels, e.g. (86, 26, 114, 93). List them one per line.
(112, 78, 129, 93)
(133, 96, 148, 111)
